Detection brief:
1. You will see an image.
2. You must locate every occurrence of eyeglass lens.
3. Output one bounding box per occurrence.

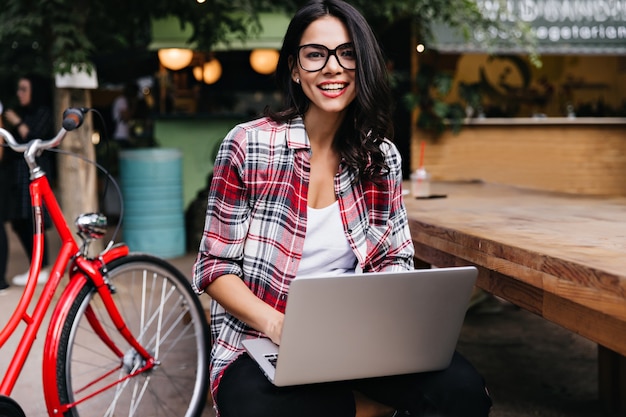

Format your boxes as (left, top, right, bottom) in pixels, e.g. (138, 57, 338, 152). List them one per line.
(298, 43, 356, 72)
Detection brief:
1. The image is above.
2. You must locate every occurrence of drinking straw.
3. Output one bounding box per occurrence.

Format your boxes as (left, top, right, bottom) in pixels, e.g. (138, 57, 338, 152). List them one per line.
(419, 140, 425, 169)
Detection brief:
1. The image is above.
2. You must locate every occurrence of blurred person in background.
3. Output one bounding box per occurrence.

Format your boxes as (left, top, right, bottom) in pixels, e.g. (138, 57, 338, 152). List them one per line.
(0, 100, 9, 293)
(111, 81, 139, 148)
(3, 74, 55, 286)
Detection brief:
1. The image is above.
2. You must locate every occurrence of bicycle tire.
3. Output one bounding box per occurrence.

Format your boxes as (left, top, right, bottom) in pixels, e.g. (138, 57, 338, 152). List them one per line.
(0, 395, 26, 417)
(54, 254, 210, 417)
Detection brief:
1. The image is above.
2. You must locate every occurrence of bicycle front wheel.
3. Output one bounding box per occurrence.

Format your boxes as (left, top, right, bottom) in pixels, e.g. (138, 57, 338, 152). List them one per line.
(55, 254, 210, 417)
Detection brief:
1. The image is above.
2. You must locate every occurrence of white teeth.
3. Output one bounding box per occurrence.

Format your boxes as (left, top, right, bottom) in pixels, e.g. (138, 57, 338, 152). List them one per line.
(320, 83, 345, 90)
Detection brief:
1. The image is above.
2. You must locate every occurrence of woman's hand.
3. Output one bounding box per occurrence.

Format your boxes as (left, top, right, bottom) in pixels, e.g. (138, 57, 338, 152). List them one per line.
(4, 109, 28, 139)
(4, 109, 20, 126)
(263, 308, 284, 345)
(206, 274, 285, 344)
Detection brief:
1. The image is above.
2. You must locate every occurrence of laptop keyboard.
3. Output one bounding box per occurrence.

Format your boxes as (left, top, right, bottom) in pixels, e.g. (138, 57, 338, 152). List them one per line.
(264, 353, 279, 368)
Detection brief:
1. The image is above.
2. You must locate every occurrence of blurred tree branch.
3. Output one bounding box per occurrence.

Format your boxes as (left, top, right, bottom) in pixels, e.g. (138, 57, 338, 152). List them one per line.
(0, 0, 535, 81)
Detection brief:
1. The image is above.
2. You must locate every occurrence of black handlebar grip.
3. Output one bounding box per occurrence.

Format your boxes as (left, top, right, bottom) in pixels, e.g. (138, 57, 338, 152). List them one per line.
(62, 108, 85, 131)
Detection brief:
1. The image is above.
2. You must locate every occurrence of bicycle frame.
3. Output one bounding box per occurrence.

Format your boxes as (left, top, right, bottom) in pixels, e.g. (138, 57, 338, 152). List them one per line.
(0, 166, 156, 414)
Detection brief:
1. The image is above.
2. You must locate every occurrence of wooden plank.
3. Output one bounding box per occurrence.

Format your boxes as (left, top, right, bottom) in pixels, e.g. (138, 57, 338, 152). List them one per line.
(412, 222, 626, 321)
(404, 181, 626, 279)
(405, 181, 626, 356)
(405, 182, 626, 316)
(413, 240, 626, 355)
(410, 220, 546, 291)
(412, 241, 543, 315)
(478, 270, 544, 316)
(543, 293, 626, 357)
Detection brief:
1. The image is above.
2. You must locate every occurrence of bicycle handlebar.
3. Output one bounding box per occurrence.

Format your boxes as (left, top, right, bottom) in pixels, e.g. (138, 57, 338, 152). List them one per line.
(0, 107, 86, 154)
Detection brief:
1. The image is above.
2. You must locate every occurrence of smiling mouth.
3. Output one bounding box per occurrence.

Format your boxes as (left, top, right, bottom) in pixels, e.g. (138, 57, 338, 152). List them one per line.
(319, 82, 347, 92)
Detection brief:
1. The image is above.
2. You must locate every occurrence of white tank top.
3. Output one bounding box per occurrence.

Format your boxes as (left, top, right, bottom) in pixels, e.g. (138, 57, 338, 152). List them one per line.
(296, 201, 357, 277)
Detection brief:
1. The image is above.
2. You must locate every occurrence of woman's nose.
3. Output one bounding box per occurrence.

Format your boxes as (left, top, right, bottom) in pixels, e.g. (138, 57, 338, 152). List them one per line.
(323, 53, 342, 73)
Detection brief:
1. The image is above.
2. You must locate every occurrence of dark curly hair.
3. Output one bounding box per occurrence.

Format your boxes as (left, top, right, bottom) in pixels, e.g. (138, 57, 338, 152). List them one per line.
(266, 0, 393, 184)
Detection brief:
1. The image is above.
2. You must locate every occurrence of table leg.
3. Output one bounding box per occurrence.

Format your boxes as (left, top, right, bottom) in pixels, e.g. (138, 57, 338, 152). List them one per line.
(599, 345, 626, 416)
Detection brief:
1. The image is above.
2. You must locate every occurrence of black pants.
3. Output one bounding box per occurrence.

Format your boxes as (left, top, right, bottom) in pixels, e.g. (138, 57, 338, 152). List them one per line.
(216, 352, 492, 417)
(0, 224, 8, 286)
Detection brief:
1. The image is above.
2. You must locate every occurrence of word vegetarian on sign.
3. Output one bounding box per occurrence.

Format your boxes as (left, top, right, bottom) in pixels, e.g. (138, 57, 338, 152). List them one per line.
(430, 0, 626, 54)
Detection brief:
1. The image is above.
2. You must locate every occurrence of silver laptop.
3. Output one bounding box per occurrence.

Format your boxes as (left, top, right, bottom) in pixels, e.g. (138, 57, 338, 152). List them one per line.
(242, 266, 477, 386)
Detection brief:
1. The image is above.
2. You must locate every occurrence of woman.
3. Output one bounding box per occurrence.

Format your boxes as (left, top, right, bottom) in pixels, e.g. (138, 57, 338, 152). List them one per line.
(193, 1, 492, 416)
(3, 75, 54, 286)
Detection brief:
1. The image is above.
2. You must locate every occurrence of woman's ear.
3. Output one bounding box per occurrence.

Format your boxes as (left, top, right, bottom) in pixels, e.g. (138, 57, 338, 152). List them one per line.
(288, 56, 300, 84)
(291, 70, 301, 84)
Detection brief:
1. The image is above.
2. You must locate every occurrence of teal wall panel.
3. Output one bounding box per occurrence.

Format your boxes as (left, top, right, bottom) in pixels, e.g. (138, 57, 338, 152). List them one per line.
(153, 117, 244, 209)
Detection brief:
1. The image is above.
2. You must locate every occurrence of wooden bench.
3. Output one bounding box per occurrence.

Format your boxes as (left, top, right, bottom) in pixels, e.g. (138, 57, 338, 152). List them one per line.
(403, 181, 626, 415)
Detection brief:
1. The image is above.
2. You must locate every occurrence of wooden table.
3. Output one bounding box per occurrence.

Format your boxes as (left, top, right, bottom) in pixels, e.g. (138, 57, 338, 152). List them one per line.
(404, 181, 626, 414)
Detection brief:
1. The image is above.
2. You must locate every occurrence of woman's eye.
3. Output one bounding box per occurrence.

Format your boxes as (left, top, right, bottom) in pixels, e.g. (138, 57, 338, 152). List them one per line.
(340, 48, 355, 59)
(308, 51, 326, 59)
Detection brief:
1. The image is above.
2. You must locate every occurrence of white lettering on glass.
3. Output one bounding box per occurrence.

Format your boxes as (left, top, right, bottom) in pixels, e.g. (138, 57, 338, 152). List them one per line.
(473, 0, 626, 43)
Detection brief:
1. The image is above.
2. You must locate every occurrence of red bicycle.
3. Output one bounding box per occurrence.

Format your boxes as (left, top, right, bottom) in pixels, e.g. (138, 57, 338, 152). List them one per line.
(0, 108, 210, 417)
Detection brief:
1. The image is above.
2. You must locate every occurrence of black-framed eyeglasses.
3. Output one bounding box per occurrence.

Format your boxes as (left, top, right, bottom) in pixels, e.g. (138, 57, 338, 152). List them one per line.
(297, 42, 356, 72)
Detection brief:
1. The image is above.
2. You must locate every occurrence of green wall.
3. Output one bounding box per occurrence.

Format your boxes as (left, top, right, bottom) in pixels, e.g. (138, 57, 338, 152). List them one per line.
(153, 117, 244, 209)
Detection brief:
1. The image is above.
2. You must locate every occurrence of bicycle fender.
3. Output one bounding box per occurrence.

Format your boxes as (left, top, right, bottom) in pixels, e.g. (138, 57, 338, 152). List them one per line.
(100, 244, 130, 265)
(42, 271, 90, 416)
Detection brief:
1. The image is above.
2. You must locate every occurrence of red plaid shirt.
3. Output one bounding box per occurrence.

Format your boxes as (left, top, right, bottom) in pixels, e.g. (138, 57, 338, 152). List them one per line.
(192, 116, 414, 404)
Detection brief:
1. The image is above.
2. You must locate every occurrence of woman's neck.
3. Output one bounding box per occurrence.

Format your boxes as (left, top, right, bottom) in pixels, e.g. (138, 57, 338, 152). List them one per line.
(303, 109, 345, 150)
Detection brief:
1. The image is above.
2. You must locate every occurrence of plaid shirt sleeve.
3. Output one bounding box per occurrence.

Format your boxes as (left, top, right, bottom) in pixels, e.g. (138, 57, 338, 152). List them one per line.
(192, 117, 311, 404)
(192, 123, 250, 291)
